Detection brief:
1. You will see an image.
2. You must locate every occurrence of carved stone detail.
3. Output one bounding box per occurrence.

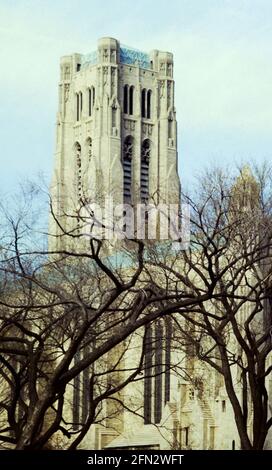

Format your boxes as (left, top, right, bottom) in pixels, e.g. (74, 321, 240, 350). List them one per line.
(167, 63, 172, 77)
(103, 49, 109, 61)
(167, 81, 172, 108)
(64, 84, 70, 102)
(103, 66, 108, 86)
(124, 119, 135, 131)
(111, 68, 116, 96)
(142, 123, 153, 135)
(159, 80, 165, 98)
(64, 65, 70, 80)
(110, 49, 116, 62)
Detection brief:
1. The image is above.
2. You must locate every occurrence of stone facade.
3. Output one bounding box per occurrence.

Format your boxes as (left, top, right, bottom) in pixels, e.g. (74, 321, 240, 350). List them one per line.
(49, 38, 272, 451)
(49, 37, 180, 250)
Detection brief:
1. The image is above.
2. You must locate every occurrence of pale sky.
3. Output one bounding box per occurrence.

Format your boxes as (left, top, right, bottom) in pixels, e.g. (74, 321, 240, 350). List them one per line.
(1, 0, 272, 195)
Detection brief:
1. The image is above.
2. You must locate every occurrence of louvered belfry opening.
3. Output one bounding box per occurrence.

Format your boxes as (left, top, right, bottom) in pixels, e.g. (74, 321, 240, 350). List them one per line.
(140, 139, 150, 202)
(75, 142, 82, 201)
(123, 135, 133, 204)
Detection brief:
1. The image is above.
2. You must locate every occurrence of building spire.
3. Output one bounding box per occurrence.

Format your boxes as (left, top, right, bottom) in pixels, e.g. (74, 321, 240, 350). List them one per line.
(230, 165, 260, 213)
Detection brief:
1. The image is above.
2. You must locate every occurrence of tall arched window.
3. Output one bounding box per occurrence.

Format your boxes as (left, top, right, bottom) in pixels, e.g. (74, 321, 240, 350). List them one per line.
(141, 139, 151, 202)
(154, 321, 163, 423)
(123, 136, 133, 203)
(76, 93, 83, 121)
(123, 85, 129, 114)
(88, 87, 95, 117)
(112, 105, 117, 127)
(129, 86, 134, 115)
(124, 85, 134, 115)
(141, 89, 152, 119)
(141, 88, 146, 118)
(88, 89, 92, 116)
(144, 324, 152, 424)
(74, 142, 82, 200)
(76, 93, 80, 121)
(147, 90, 152, 119)
(144, 318, 172, 425)
(79, 92, 83, 115)
(168, 118, 173, 138)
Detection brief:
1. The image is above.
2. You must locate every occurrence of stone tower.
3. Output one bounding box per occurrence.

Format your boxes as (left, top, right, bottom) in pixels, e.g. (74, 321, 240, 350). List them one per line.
(50, 37, 180, 249)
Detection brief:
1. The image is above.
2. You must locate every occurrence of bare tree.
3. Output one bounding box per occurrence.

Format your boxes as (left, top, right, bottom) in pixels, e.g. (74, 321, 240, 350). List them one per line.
(0, 188, 208, 450)
(146, 164, 272, 450)
(1, 163, 272, 451)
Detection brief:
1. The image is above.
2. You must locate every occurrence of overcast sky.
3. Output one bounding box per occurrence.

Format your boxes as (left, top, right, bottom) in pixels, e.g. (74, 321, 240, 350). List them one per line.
(1, 0, 272, 195)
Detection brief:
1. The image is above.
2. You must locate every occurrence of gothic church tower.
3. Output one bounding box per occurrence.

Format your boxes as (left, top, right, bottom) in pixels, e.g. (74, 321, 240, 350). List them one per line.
(50, 37, 180, 249)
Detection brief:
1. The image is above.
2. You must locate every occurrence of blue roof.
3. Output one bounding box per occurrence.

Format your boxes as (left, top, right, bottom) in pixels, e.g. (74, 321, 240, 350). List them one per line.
(119, 45, 150, 69)
(82, 44, 150, 69)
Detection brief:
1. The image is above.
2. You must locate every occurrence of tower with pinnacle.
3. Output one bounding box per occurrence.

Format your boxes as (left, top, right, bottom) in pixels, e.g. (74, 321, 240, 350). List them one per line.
(50, 37, 180, 249)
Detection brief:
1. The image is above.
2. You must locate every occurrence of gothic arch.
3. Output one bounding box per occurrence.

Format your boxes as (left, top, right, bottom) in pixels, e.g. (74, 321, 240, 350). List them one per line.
(141, 88, 146, 118)
(140, 138, 151, 202)
(144, 318, 172, 424)
(75, 92, 83, 121)
(123, 85, 134, 116)
(167, 111, 175, 145)
(111, 97, 118, 128)
(129, 85, 134, 115)
(88, 86, 95, 117)
(147, 89, 152, 119)
(168, 116, 173, 139)
(123, 84, 129, 114)
(141, 88, 152, 119)
(123, 135, 133, 203)
(76, 93, 79, 121)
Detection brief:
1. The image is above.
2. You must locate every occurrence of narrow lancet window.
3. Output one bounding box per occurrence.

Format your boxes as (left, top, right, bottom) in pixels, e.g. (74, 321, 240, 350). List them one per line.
(123, 85, 129, 114)
(147, 90, 152, 119)
(129, 86, 134, 115)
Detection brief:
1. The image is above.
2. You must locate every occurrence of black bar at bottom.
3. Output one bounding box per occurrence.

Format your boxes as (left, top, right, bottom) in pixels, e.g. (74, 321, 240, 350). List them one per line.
(0, 450, 270, 468)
